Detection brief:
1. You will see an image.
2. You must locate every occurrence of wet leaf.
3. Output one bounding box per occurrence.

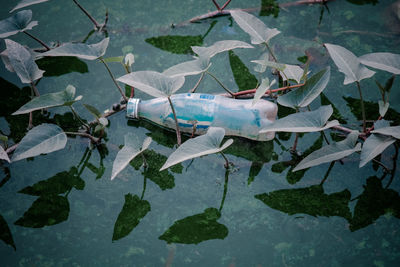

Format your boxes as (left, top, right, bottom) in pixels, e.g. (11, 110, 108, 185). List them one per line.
(159, 208, 228, 244)
(230, 10, 280, 44)
(0, 10, 37, 38)
(260, 105, 339, 133)
(145, 35, 203, 54)
(293, 131, 361, 171)
(229, 50, 258, 91)
(111, 134, 151, 180)
(14, 195, 69, 228)
(278, 67, 330, 109)
(12, 85, 81, 115)
(10, 0, 50, 13)
(160, 127, 233, 171)
(112, 194, 150, 241)
(117, 71, 185, 97)
(41, 38, 109, 60)
(359, 52, 400, 75)
(325, 43, 375, 84)
(5, 39, 44, 83)
(0, 214, 15, 250)
(11, 123, 67, 162)
(359, 134, 396, 168)
(192, 40, 253, 59)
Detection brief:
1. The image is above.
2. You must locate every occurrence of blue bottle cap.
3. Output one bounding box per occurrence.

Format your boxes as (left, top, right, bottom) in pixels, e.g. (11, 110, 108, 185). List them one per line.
(126, 98, 140, 119)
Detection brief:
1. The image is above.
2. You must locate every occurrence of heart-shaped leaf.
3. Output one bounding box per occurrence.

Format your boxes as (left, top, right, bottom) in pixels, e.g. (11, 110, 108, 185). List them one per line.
(260, 105, 339, 133)
(11, 123, 67, 162)
(359, 134, 396, 168)
(253, 52, 269, 73)
(278, 67, 330, 109)
(191, 40, 253, 59)
(230, 10, 280, 44)
(117, 71, 185, 97)
(160, 127, 233, 171)
(162, 57, 211, 78)
(5, 39, 44, 84)
(359, 52, 400, 75)
(280, 64, 304, 84)
(12, 85, 81, 115)
(0, 145, 10, 163)
(40, 38, 109, 60)
(111, 134, 152, 180)
(10, 0, 50, 13)
(325, 43, 375, 85)
(378, 100, 389, 117)
(0, 10, 38, 38)
(112, 194, 150, 241)
(293, 131, 361, 171)
(371, 126, 400, 139)
(253, 78, 276, 105)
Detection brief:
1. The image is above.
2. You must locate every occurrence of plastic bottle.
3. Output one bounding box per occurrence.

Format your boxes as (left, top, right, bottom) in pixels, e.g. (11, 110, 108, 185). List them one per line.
(126, 93, 278, 141)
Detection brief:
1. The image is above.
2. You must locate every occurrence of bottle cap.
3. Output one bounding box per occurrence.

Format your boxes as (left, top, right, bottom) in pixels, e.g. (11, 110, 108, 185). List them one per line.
(126, 98, 140, 119)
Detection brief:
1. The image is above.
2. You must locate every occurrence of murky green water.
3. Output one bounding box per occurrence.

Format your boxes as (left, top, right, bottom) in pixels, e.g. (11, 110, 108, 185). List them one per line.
(1, 0, 400, 266)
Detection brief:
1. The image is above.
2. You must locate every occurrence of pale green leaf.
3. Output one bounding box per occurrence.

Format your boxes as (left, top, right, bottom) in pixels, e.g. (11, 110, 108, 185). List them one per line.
(0, 145, 10, 163)
(111, 135, 152, 180)
(371, 126, 400, 139)
(280, 64, 304, 84)
(117, 71, 185, 97)
(124, 53, 135, 67)
(253, 52, 269, 73)
(230, 10, 280, 44)
(0, 10, 38, 38)
(260, 105, 339, 133)
(10, 0, 50, 13)
(191, 40, 253, 59)
(251, 59, 285, 71)
(359, 52, 400, 75)
(5, 39, 44, 83)
(41, 38, 109, 60)
(278, 67, 330, 109)
(378, 100, 389, 117)
(12, 85, 79, 115)
(325, 43, 375, 85)
(162, 57, 210, 78)
(102, 56, 123, 63)
(253, 78, 276, 105)
(160, 127, 233, 171)
(11, 123, 67, 162)
(293, 131, 361, 171)
(359, 134, 396, 168)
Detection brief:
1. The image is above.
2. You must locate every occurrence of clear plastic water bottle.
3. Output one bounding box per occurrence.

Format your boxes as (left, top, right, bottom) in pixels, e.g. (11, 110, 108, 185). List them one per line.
(126, 93, 277, 141)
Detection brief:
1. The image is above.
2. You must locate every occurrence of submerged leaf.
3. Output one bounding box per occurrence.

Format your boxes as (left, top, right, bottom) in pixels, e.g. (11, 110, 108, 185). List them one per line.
(230, 10, 280, 44)
(260, 105, 339, 133)
(11, 123, 67, 162)
(117, 71, 185, 97)
(145, 35, 203, 54)
(10, 0, 50, 13)
(41, 38, 109, 60)
(5, 39, 44, 83)
(293, 131, 361, 171)
(0, 10, 37, 38)
(359, 52, 400, 75)
(160, 127, 233, 171)
(359, 134, 396, 167)
(251, 59, 285, 71)
(36, 56, 88, 77)
(13, 85, 80, 115)
(83, 103, 101, 119)
(111, 134, 151, 180)
(325, 43, 375, 84)
(278, 67, 330, 109)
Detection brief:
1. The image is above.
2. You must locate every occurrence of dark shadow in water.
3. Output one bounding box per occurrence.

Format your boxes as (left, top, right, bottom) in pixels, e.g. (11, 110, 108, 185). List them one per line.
(320, 93, 347, 124)
(0, 214, 15, 250)
(350, 176, 400, 231)
(159, 170, 230, 244)
(255, 184, 352, 220)
(346, 0, 379, 5)
(260, 0, 280, 17)
(36, 57, 88, 77)
(145, 21, 216, 54)
(0, 166, 11, 188)
(14, 195, 70, 228)
(112, 194, 151, 241)
(229, 50, 258, 92)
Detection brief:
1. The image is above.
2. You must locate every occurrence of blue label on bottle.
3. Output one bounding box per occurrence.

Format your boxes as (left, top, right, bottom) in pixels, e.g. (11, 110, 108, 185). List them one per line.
(199, 94, 215, 100)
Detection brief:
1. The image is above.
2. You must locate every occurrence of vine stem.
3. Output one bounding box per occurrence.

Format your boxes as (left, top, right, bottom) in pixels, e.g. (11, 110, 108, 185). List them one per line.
(167, 96, 182, 146)
(190, 72, 205, 93)
(356, 81, 366, 133)
(232, 83, 304, 97)
(65, 132, 99, 143)
(23, 31, 50, 51)
(72, 0, 101, 29)
(320, 161, 335, 185)
(69, 106, 90, 130)
(206, 71, 234, 97)
(99, 58, 128, 103)
(30, 82, 40, 97)
(220, 151, 230, 169)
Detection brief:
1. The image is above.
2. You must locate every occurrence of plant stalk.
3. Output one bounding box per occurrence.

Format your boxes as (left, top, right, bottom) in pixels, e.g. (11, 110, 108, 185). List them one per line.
(30, 82, 40, 97)
(65, 131, 99, 143)
(218, 170, 229, 212)
(190, 72, 205, 93)
(356, 81, 366, 133)
(72, 0, 101, 29)
(206, 71, 234, 97)
(320, 161, 335, 185)
(23, 31, 50, 51)
(99, 58, 128, 103)
(167, 96, 181, 146)
(220, 151, 230, 169)
(69, 106, 90, 130)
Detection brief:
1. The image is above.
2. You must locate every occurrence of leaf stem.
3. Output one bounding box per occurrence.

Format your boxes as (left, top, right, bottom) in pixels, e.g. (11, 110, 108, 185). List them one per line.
(232, 83, 304, 97)
(218, 170, 229, 212)
(206, 71, 234, 97)
(190, 72, 205, 93)
(72, 0, 101, 29)
(99, 58, 128, 103)
(356, 81, 366, 133)
(23, 31, 50, 51)
(167, 96, 181, 146)
(140, 176, 147, 200)
(320, 161, 335, 185)
(65, 131, 99, 144)
(69, 106, 90, 130)
(30, 82, 40, 97)
(220, 151, 230, 169)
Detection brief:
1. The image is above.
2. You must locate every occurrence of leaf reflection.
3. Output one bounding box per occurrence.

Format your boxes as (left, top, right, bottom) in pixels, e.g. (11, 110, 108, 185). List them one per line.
(145, 35, 203, 54)
(36, 56, 88, 77)
(0, 214, 15, 250)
